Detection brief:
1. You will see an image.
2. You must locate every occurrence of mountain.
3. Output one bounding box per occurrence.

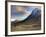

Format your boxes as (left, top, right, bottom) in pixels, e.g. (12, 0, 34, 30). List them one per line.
(11, 8, 41, 25)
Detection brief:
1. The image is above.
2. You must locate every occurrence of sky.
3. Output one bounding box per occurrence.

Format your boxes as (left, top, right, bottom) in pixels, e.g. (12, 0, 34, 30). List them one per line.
(11, 5, 41, 22)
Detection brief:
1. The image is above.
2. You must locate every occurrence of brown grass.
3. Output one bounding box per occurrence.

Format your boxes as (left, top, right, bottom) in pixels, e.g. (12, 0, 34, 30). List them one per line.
(11, 19, 41, 32)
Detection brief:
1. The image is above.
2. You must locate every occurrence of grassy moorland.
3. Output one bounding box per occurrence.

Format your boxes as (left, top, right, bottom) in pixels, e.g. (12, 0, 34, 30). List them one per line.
(11, 15, 41, 32)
